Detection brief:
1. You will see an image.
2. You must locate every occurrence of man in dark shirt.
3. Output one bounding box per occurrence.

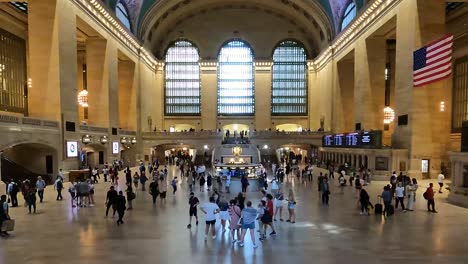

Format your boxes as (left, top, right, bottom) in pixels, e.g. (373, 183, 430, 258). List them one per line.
(149, 179, 159, 204)
(116, 191, 126, 225)
(105, 186, 118, 217)
(187, 192, 199, 228)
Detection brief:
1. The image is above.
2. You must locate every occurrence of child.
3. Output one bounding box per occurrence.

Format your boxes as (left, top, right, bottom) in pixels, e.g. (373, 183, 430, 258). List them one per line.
(171, 177, 178, 195)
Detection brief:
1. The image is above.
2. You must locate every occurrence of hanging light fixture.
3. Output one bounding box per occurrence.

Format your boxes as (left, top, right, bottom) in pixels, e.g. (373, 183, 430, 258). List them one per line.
(383, 106, 395, 124)
(78, 89, 89, 107)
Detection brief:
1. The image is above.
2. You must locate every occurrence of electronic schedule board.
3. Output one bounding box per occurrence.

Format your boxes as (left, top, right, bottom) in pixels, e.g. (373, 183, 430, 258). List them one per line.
(322, 130, 382, 149)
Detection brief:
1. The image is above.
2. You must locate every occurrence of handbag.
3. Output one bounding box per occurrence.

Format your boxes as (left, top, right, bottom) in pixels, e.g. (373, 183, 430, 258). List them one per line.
(1, 219, 15, 232)
(237, 217, 243, 226)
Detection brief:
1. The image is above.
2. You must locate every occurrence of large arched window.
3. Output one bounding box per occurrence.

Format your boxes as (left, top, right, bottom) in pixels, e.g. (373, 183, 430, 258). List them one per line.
(116, 1, 131, 31)
(165, 40, 201, 115)
(271, 40, 308, 115)
(218, 40, 255, 115)
(341, 1, 356, 31)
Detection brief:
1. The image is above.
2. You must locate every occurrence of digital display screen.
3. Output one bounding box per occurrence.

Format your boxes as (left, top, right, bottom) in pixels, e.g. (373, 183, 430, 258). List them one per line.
(112, 142, 119, 154)
(334, 134, 344, 146)
(322, 131, 382, 149)
(66, 141, 78, 158)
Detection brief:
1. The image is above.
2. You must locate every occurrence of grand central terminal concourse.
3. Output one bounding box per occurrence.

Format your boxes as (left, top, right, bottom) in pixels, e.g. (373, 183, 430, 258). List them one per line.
(1, 0, 468, 263)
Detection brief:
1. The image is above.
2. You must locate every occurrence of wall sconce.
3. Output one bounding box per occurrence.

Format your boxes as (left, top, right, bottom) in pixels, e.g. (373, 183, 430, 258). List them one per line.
(27, 78, 32, 88)
(120, 137, 128, 144)
(78, 89, 89, 107)
(383, 107, 395, 124)
(100, 136, 108, 144)
(204, 145, 209, 150)
(131, 137, 137, 144)
(440, 101, 445, 112)
(82, 134, 92, 144)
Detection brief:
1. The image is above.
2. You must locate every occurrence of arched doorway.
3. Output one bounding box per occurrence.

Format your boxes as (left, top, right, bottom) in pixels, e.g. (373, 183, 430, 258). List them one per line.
(275, 124, 303, 132)
(81, 144, 106, 169)
(1, 142, 58, 184)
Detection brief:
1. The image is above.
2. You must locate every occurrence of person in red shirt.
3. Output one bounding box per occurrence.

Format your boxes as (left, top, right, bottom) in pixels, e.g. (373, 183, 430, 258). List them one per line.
(426, 183, 437, 213)
(264, 194, 277, 236)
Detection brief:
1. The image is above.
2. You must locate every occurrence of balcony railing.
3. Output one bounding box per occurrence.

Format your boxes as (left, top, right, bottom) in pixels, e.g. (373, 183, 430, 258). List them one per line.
(0, 114, 59, 129)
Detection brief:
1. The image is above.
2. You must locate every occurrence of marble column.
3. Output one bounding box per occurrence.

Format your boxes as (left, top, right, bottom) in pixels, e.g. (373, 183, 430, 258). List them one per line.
(201, 66, 217, 130)
(28, 0, 79, 171)
(255, 66, 272, 130)
(393, 0, 449, 179)
(354, 37, 386, 130)
(118, 60, 137, 130)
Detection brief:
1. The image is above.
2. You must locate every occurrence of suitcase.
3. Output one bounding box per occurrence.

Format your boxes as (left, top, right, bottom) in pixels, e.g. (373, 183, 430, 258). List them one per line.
(374, 196, 383, 215)
(1, 219, 15, 232)
(374, 203, 383, 215)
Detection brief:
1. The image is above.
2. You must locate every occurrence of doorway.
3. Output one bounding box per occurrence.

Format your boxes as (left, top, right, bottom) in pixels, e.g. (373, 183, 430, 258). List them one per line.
(46, 155, 53, 174)
(421, 159, 430, 179)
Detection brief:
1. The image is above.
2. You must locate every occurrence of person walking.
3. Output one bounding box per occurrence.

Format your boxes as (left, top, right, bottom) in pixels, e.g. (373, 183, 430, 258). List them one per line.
(26, 187, 37, 214)
(241, 175, 249, 193)
(36, 176, 46, 203)
(188, 173, 194, 193)
(133, 172, 140, 189)
(126, 185, 135, 210)
(149, 179, 159, 204)
(228, 199, 242, 243)
(321, 178, 330, 205)
(187, 192, 199, 228)
(225, 174, 231, 193)
(437, 173, 445, 193)
(88, 180, 95, 207)
(171, 177, 178, 195)
(7, 180, 18, 207)
(407, 178, 418, 211)
(263, 194, 276, 236)
(219, 196, 230, 232)
(158, 176, 167, 203)
(425, 183, 437, 213)
(68, 182, 76, 208)
(274, 191, 284, 221)
(201, 196, 220, 241)
(206, 174, 213, 192)
(105, 186, 118, 217)
(271, 178, 279, 196)
(395, 182, 406, 212)
(379, 186, 393, 217)
(199, 174, 205, 192)
(0, 195, 11, 237)
(359, 188, 370, 215)
(116, 191, 126, 225)
(286, 189, 296, 223)
(140, 172, 148, 191)
(54, 177, 64, 201)
(125, 167, 132, 186)
(238, 201, 258, 248)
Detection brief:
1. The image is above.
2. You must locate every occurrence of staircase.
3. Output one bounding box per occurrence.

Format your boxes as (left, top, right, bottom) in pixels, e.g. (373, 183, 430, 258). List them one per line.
(1, 156, 52, 185)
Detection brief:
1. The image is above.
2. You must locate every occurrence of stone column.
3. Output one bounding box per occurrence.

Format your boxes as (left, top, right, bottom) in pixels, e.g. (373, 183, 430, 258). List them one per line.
(86, 39, 109, 127)
(28, 0, 79, 171)
(255, 66, 272, 130)
(354, 38, 386, 130)
(393, 0, 449, 179)
(201, 65, 217, 130)
(118, 60, 137, 130)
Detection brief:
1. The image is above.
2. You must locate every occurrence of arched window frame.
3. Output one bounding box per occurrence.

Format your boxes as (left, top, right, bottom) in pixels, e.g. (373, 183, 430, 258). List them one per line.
(164, 39, 201, 116)
(217, 39, 255, 116)
(271, 40, 308, 116)
(115, 0, 132, 31)
(341, 1, 357, 31)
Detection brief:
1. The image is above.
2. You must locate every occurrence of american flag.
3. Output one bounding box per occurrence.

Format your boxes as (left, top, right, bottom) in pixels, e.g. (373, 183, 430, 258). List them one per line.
(413, 34, 453, 87)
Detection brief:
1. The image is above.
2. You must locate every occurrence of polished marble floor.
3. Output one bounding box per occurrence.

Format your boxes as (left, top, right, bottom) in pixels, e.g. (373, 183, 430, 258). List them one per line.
(1, 166, 468, 264)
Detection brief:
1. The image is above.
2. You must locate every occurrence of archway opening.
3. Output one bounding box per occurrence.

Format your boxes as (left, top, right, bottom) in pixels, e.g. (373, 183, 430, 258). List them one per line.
(276, 124, 303, 132)
(81, 143, 107, 169)
(1, 143, 58, 184)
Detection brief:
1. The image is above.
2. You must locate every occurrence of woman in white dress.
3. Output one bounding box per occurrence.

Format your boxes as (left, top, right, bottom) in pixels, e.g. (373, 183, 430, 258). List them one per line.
(407, 178, 418, 211)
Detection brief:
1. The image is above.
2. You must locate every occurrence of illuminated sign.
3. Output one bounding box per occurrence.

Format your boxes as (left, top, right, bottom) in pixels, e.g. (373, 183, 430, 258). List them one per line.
(66, 141, 78, 158)
(322, 131, 382, 149)
(112, 142, 119, 154)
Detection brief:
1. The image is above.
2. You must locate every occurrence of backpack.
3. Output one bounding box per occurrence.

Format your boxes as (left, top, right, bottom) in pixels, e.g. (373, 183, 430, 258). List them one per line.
(12, 183, 19, 193)
(57, 181, 63, 189)
(129, 192, 136, 200)
(423, 191, 428, 200)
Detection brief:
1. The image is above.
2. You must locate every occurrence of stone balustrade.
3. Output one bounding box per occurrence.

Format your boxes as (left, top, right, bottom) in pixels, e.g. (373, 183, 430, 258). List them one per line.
(0, 114, 59, 129)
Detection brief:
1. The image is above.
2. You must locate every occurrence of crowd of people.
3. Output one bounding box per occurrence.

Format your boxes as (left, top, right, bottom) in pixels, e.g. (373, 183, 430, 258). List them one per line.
(0, 156, 448, 243)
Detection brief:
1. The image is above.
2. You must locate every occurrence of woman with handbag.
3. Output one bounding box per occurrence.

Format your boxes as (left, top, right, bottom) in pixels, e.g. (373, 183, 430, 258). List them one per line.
(228, 199, 241, 243)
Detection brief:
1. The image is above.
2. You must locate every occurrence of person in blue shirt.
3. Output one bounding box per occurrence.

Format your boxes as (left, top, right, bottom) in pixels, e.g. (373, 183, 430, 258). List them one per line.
(238, 201, 258, 248)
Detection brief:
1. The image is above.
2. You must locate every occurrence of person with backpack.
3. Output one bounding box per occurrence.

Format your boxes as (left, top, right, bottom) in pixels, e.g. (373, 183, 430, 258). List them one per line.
(116, 191, 126, 226)
(359, 188, 370, 215)
(425, 183, 437, 213)
(149, 179, 159, 204)
(140, 172, 148, 191)
(126, 185, 135, 210)
(171, 177, 178, 195)
(379, 186, 393, 217)
(206, 174, 213, 192)
(54, 177, 64, 201)
(199, 174, 206, 192)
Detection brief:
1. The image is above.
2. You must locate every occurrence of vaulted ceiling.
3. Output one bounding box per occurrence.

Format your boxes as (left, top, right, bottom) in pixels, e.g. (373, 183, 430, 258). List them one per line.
(105, 0, 367, 59)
